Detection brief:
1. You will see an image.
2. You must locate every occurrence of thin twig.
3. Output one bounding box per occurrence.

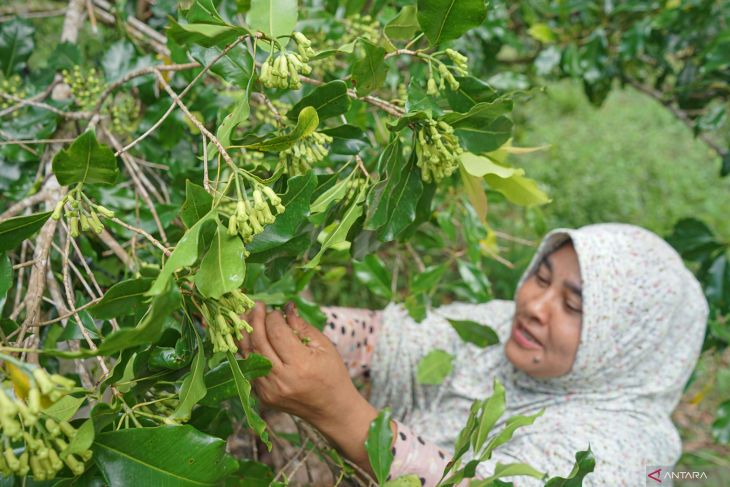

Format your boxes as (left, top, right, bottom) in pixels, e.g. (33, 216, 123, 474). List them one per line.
(38, 298, 103, 326)
(116, 37, 247, 157)
(0, 189, 50, 220)
(109, 217, 171, 256)
(0, 93, 92, 120)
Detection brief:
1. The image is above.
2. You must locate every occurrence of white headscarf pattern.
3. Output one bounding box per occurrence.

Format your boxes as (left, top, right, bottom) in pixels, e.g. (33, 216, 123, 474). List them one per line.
(369, 223, 708, 485)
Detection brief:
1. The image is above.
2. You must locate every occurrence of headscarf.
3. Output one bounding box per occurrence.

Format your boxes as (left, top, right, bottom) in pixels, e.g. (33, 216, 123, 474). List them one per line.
(369, 223, 708, 485)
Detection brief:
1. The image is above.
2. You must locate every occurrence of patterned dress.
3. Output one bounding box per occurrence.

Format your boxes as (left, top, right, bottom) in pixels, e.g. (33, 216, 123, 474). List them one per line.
(323, 223, 708, 486)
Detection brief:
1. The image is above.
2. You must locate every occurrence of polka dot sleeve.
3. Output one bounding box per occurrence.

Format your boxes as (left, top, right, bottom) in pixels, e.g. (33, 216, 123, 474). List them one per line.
(388, 420, 451, 486)
(321, 306, 383, 379)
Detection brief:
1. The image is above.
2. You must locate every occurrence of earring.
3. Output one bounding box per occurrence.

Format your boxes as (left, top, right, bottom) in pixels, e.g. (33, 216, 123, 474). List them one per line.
(532, 356, 541, 364)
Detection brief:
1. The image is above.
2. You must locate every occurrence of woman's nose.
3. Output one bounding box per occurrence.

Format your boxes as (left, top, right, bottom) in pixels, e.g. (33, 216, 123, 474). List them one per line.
(525, 289, 552, 325)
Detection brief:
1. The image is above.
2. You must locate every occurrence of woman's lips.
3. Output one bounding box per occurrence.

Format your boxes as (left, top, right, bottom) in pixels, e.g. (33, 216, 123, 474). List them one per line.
(512, 320, 544, 350)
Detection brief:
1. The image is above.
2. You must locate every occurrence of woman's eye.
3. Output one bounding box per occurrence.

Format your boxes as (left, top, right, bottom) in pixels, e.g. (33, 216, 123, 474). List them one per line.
(566, 303, 583, 314)
(536, 274, 550, 286)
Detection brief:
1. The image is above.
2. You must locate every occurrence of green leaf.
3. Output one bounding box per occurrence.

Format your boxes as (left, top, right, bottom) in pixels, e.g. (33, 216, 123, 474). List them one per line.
(712, 400, 730, 444)
(186, 0, 227, 25)
(482, 409, 545, 460)
(353, 255, 392, 299)
(246, 0, 298, 38)
(305, 185, 367, 268)
(190, 44, 254, 89)
(351, 39, 387, 96)
(365, 408, 394, 485)
(194, 223, 246, 299)
(411, 264, 447, 294)
(180, 181, 214, 229)
(0, 19, 35, 76)
(441, 100, 513, 128)
(172, 333, 207, 421)
(448, 319, 499, 349)
(456, 116, 514, 154)
(92, 425, 238, 486)
(365, 142, 423, 242)
(416, 349, 454, 385)
(51, 130, 120, 186)
(97, 283, 181, 356)
(167, 20, 244, 48)
(201, 354, 272, 406)
(384, 6, 421, 47)
(0, 254, 11, 300)
(404, 293, 427, 322)
(445, 76, 498, 112)
(288, 80, 351, 121)
(245, 106, 319, 152)
(43, 395, 85, 422)
(310, 174, 352, 215)
(460, 165, 488, 226)
(472, 379, 506, 451)
(666, 218, 724, 262)
(148, 211, 215, 296)
(0, 211, 52, 253)
(226, 352, 271, 450)
(89, 278, 154, 319)
(484, 173, 550, 207)
(66, 418, 95, 456)
(721, 151, 730, 178)
(460, 152, 522, 179)
(543, 447, 595, 487)
(247, 172, 317, 253)
(417, 0, 486, 47)
(471, 463, 546, 486)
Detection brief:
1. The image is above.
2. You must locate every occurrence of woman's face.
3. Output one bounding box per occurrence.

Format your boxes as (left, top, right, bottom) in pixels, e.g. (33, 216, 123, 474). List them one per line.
(504, 241, 583, 378)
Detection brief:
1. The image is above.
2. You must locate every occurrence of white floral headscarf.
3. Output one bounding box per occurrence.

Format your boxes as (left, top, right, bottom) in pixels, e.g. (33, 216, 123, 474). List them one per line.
(370, 223, 708, 485)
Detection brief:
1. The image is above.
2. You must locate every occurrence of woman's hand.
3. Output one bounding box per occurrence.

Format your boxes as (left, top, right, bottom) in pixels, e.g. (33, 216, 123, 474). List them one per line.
(239, 301, 387, 479)
(238, 301, 371, 425)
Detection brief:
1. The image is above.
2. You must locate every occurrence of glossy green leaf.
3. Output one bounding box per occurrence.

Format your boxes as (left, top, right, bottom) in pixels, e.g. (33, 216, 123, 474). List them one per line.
(445, 76, 499, 113)
(310, 171, 354, 215)
(245, 106, 319, 152)
(43, 395, 85, 422)
(543, 447, 596, 487)
(0, 19, 35, 76)
(351, 39, 387, 96)
(417, 0, 486, 47)
(194, 223, 246, 299)
(405, 293, 427, 322)
(180, 181, 214, 229)
(226, 352, 271, 450)
(411, 264, 447, 294)
(92, 425, 238, 486)
(416, 349, 454, 385)
(460, 165, 488, 226)
(365, 407, 394, 485)
(384, 6, 420, 46)
(353, 254, 392, 299)
(666, 218, 724, 262)
(248, 172, 317, 253)
(448, 319, 499, 349)
(0, 211, 52, 253)
(0, 254, 11, 300)
(365, 143, 423, 242)
(705, 254, 730, 309)
(167, 20, 244, 48)
(305, 185, 367, 268)
(460, 152, 522, 179)
(186, 0, 227, 25)
(201, 354, 272, 406)
(246, 0, 297, 38)
(485, 173, 550, 207)
(148, 212, 215, 296)
(482, 409, 545, 460)
(52, 130, 120, 186)
(190, 44, 254, 89)
(172, 333, 207, 421)
(472, 379, 506, 451)
(288, 80, 351, 121)
(456, 116, 514, 154)
(441, 100, 513, 128)
(89, 278, 154, 319)
(97, 283, 180, 356)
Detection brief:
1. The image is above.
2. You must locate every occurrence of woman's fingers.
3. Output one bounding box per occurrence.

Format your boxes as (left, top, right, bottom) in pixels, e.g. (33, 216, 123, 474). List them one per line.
(238, 330, 252, 357)
(265, 310, 307, 365)
(249, 301, 283, 367)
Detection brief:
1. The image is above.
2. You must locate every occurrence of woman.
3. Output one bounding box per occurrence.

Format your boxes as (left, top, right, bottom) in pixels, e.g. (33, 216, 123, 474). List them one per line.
(239, 223, 708, 486)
